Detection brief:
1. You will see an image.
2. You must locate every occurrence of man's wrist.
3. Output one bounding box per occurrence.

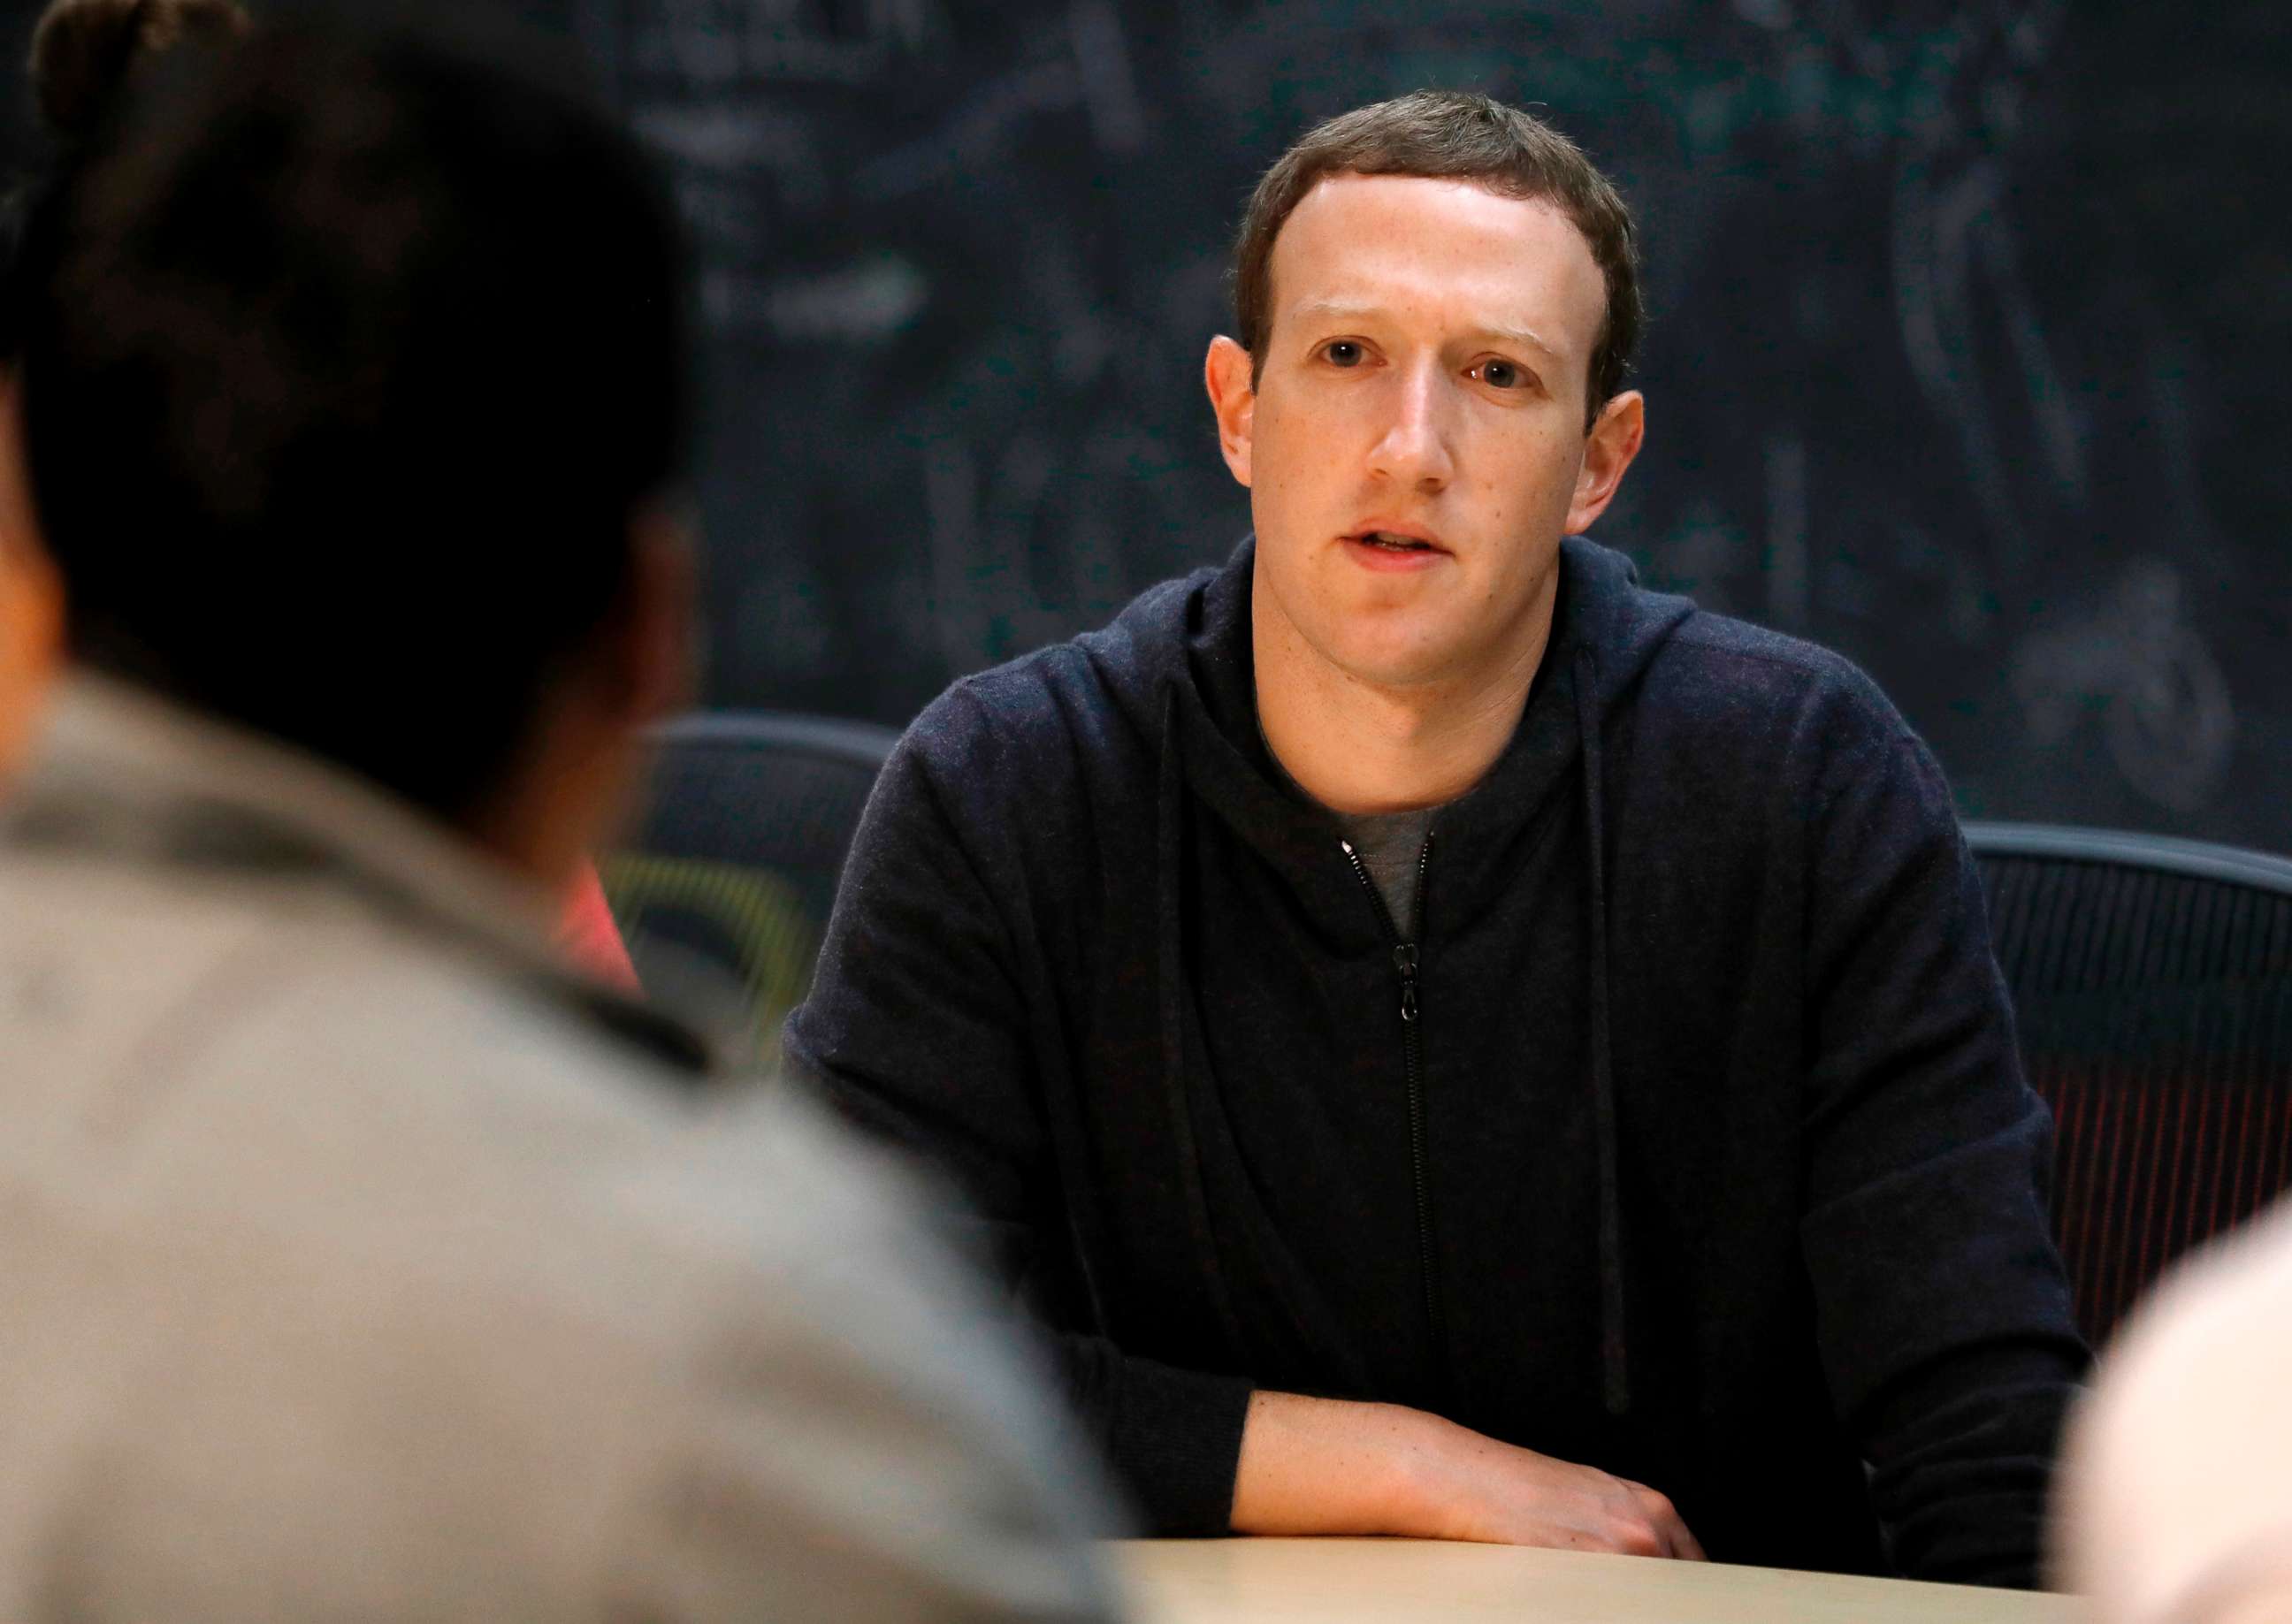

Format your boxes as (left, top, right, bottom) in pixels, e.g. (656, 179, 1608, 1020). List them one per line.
(1338, 1392, 1466, 1529)
(1372, 1403, 1472, 1538)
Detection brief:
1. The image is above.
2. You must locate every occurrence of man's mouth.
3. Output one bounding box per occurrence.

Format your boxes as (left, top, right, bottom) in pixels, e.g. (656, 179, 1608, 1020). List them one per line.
(1349, 530, 1444, 554)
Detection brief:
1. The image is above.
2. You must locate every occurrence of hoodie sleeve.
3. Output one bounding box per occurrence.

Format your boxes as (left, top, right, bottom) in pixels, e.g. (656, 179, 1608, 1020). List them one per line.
(783, 716, 1255, 1536)
(1792, 673, 2090, 1589)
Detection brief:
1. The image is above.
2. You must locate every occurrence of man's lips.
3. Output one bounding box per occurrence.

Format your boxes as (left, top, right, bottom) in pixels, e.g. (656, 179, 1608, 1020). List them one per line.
(1341, 527, 1450, 571)
(1344, 523, 1447, 553)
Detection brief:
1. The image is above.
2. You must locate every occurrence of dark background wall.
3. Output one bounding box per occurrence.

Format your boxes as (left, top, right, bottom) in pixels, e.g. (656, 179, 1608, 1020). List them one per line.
(7, 1, 2288, 845)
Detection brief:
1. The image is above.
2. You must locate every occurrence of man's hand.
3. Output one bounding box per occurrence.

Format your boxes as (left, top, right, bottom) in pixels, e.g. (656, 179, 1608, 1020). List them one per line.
(1230, 1391, 1706, 1560)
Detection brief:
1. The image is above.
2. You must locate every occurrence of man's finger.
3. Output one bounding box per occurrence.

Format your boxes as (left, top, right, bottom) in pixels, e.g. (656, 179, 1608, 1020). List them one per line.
(1670, 1518, 1709, 1562)
(1625, 1483, 1707, 1563)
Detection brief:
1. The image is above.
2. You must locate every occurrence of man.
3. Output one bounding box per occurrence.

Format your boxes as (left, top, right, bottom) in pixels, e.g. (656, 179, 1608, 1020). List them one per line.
(788, 90, 2086, 1586)
(0, 13, 1113, 1617)
(2055, 1201, 2292, 1620)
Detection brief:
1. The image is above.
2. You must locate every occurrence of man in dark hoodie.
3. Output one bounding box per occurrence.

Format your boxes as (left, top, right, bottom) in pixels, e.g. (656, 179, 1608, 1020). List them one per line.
(787, 90, 2088, 1588)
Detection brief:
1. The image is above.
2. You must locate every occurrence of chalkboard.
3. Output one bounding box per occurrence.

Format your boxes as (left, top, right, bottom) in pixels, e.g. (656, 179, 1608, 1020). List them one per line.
(571, 0, 2289, 848)
(8, 2, 2289, 847)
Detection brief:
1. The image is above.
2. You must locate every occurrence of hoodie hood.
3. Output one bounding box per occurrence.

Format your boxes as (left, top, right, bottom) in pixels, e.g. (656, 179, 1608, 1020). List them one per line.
(1084, 533, 1695, 866)
(1079, 533, 1697, 1415)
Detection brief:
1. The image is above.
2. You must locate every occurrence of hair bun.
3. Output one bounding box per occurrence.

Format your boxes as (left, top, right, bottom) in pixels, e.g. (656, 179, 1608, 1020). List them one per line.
(29, 0, 250, 143)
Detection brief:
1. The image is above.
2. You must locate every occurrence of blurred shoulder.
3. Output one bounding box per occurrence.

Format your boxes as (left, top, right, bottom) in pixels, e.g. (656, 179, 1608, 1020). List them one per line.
(2060, 1201, 2292, 1619)
(0, 865, 1117, 1614)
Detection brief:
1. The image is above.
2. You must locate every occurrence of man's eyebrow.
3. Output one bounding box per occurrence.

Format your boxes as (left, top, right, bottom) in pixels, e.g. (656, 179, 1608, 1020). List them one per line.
(1471, 322, 1565, 362)
(1285, 299, 1566, 361)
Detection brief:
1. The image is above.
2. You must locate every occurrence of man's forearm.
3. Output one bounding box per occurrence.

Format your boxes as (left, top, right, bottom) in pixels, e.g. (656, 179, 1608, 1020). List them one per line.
(1230, 1391, 1456, 1536)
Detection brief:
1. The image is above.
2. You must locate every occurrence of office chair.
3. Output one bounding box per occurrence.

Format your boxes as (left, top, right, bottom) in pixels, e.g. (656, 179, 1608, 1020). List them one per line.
(1968, 822, 2292, 1350)
(604, 711, 898, 1067)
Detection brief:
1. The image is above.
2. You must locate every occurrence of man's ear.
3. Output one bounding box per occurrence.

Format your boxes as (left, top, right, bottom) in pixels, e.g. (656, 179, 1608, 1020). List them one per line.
(1204, 334, 1257, 488)
(612, 507, 694, 731)
(0, 378, 65, 782)
(1566, 388, 1645, 536)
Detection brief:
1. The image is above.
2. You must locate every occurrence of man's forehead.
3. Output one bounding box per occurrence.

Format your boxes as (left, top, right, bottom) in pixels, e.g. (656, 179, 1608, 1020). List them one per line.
(1267, 172, 1604, 348)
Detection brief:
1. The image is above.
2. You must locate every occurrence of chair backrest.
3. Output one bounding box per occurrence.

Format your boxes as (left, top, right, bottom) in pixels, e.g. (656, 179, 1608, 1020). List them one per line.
(604, 711, 898, 1064)
(1967, 822, 2292, 1351)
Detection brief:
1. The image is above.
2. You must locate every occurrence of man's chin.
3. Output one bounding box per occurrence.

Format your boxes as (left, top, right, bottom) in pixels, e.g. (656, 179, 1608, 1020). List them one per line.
(1258, 560, 1507, 690)
(1298, 621, 1479, 694)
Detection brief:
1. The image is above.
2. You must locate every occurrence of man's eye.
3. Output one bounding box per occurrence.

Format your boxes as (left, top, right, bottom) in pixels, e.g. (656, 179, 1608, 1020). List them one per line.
(1322, 340, 1364, 368)
(1476, 359, 1525, 390)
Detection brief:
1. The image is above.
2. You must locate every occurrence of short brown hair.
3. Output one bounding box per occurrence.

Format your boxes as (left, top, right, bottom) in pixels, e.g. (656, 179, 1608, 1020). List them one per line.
(1229, 89, 1641, 430)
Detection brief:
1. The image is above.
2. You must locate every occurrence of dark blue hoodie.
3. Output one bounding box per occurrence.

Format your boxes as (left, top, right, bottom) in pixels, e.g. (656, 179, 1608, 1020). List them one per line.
(787, 535, 2087, 1586)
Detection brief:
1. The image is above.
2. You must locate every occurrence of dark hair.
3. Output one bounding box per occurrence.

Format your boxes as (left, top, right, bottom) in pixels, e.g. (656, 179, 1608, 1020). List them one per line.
(2, 0, 251, 364)
(29, 0, 251, 144)
(12, 11, 690, 820)
(1230, 89, 1642, 430)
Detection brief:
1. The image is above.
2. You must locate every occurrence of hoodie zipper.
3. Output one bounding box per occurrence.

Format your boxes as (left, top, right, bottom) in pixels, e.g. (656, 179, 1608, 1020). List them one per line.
(1339, 831, 1445, 1383)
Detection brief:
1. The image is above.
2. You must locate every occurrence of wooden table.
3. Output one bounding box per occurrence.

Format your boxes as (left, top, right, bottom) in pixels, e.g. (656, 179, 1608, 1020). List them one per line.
(1112, 1539, 2089, 1623)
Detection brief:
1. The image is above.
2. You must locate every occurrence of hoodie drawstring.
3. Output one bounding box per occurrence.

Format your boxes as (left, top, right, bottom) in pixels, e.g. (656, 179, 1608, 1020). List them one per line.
(1575, 648, 1632, 1416)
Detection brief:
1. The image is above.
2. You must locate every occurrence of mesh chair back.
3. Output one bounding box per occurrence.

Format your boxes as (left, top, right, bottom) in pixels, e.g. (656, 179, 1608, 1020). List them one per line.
(605, 712, 898, 1064)
(1969, 823, 2292, 1350)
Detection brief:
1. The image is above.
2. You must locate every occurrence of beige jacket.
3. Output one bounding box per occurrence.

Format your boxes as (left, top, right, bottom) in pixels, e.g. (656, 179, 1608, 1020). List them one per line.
(0, 677, 1119, 1620)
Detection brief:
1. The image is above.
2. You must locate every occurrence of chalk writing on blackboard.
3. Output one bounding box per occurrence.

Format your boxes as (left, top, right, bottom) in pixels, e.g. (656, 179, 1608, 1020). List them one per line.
(2012, 560, 2235, 813)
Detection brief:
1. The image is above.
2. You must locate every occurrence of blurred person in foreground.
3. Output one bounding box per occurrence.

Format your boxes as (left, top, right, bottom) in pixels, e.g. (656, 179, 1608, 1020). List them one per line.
(4, 0, 642, 988)
(2055, 1201, 2292, 1620)
(789, 90, 2086, 1586)
(0, 4, 1116, 1617)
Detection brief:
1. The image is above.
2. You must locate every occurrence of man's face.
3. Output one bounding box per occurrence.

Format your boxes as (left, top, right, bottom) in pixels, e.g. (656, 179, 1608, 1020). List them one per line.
(1207, 173, 1642, 693)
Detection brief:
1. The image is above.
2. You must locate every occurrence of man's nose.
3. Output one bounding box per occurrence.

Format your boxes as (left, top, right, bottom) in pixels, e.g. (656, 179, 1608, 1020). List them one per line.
(1365, 362, 1455, 492)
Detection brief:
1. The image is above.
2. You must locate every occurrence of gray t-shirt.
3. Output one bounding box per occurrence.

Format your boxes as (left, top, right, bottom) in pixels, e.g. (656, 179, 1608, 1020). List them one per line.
(1258, 720, 1444, 934)
(1343, 804, 1438, 934)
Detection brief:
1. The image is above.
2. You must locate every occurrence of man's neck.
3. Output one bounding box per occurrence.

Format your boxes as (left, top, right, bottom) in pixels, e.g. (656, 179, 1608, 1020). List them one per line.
(1251, 568, 1557, 818)
(460, 692, 639, 897)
